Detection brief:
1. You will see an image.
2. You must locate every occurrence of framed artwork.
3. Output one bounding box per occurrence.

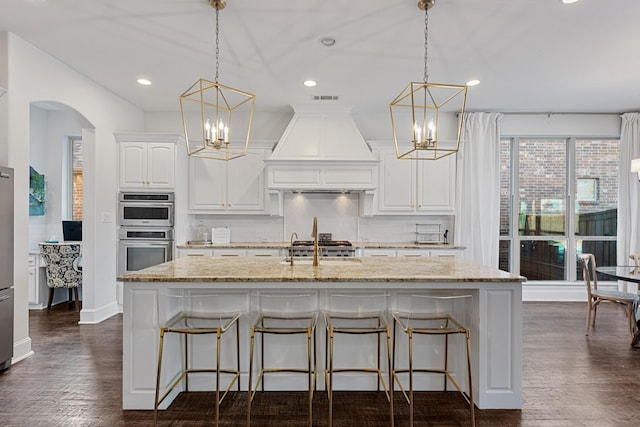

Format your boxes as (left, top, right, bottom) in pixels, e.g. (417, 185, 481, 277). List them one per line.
(29, 166, 45, 216)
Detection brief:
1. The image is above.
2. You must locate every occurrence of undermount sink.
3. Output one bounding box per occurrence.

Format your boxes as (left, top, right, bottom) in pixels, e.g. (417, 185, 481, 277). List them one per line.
(281, 258, 362, 266)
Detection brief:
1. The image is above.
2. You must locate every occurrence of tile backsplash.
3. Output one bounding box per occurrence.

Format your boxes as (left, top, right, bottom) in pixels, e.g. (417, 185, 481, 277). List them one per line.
(187, 192, 452, 244)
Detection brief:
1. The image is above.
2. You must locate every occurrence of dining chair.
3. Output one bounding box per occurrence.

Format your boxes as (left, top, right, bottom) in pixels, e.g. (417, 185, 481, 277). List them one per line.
(39, 243, 82, 311)
(578, 253, 638, 339)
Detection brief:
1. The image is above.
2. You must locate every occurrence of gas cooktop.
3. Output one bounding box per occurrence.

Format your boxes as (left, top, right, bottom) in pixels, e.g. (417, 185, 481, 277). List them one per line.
(292, 240, 352, 247)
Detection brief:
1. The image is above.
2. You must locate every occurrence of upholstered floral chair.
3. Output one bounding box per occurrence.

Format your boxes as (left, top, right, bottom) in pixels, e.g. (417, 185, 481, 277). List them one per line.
(39, 243, 82, 311)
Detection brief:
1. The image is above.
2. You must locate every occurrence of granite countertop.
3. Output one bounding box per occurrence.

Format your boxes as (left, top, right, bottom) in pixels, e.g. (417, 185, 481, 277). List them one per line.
(177, 242, 465, 250)
(119, 256, 523, 283)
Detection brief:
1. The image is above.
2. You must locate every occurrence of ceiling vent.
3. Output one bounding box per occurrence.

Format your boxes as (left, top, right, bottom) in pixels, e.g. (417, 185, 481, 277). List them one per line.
(312, 95, 339, 101)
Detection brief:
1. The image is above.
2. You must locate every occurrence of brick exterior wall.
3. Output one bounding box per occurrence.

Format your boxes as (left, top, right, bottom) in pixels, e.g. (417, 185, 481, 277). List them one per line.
(73, 169, 83, 220)
(500, 138, 618, 236)
(72, 139, 83, 220)
(499, 138, 618, 278)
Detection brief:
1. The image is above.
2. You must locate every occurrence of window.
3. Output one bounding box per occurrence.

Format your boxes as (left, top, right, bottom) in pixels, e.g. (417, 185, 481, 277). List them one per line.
(499, 138, 618, 282)
(66, 137, 83, 220)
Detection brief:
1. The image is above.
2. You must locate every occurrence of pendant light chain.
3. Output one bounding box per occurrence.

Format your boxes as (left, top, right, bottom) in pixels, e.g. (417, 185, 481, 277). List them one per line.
(215, 6, 220, 84)
(423, 8, 429, 84)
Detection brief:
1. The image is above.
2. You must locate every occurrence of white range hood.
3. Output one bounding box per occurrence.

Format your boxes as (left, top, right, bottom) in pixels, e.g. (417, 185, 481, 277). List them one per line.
(265, 105, 379, 215)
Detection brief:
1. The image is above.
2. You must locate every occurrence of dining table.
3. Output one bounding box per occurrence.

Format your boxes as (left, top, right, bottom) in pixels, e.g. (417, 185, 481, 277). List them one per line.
(595, 265, 640, 347)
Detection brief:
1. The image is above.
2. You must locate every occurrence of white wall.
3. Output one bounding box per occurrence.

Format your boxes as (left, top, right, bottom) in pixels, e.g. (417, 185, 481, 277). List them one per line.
(1, 32, 145, 363)
(28, 106, 49, 249)
(501, 113, 620, 137)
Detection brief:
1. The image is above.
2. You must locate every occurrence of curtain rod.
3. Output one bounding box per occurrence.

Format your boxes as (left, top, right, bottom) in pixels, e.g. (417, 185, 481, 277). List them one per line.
(457, 111, 622, 116)
(490, 112, 620, 116)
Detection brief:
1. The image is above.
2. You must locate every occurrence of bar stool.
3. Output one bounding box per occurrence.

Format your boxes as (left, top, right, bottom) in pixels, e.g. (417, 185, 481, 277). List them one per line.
(324, 293, 394, 427)
(392, 294, 475, 427)
(154, 290, 245, 426)
(247, 292, 318, 427)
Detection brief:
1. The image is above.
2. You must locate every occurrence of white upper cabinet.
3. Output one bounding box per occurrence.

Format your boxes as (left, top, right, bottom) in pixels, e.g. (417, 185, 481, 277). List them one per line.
(188, 148, 269, 214)
(374, 148, 455, 215)
(116, 133, 179, 190)
(416, 153, 455, 213)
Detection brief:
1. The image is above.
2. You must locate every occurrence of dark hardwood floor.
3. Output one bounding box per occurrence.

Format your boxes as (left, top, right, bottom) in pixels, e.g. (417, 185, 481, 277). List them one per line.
(1, 302, 640, 426)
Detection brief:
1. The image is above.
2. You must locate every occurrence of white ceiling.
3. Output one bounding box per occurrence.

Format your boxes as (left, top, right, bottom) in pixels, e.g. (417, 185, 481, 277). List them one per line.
(2, 0, 639, 114)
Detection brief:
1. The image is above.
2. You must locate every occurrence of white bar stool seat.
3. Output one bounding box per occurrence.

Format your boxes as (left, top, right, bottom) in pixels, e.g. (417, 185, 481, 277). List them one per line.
(323, 293, 394, 427)
(392, 294, 475, 427)
(154, 291, 246, 426)
(247, 292, 319, 427)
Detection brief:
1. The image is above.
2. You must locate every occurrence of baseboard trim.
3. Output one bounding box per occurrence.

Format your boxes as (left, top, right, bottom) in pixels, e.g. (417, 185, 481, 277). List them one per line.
(79, 301, 120, 324)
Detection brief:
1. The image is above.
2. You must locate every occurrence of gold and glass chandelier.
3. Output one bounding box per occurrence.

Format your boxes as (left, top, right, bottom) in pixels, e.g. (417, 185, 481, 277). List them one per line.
(390, 0, 468, 160)
(180, 0, 256, 161)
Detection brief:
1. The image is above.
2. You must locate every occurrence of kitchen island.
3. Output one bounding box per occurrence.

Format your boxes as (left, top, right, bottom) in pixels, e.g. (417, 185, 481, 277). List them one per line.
(120, 256, 524, 410)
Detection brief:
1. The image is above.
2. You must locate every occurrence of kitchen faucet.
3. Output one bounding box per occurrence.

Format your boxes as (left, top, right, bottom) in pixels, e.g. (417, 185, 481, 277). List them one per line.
(288, 232, 298, 266)
(312, 216, 319, 266)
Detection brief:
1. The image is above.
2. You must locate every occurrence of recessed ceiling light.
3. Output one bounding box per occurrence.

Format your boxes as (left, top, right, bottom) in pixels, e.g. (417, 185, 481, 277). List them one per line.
(137, 78, 152, 86)
(562, 0, 579, 4)
(466, 79, 480, 87)
(320, 37, 336, 47)
(303, 80, 317, 87)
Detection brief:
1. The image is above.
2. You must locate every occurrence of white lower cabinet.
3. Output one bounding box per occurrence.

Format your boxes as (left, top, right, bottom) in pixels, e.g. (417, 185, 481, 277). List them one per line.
(177, 248, 282, 259)
(361, 249, 397, 257)
(395, 249, 430, 258)
(176, 248, 213, 258)
(176, 247, 459, 259)
(247, 249, 281, 258)
(28, 255, 39, 306)
(430, 249, 460, 259)
(361, 247, 461, 258)
(212, 249, 247, 258)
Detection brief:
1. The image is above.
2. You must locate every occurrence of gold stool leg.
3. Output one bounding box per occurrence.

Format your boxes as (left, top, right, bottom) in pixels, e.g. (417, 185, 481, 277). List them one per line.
(307, 328, 313, 427)
(386, 327, 394, 427)
(215, 331, 221, 427)
(466, 330, 475, 427)
(247, 328, 255, 427)
(328, 326, 334, 427)
(154, 329, 165, 426)
(408, 330, 413, 427)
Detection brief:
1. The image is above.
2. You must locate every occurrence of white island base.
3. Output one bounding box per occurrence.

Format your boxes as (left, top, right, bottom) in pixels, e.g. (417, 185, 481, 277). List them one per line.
(121, 257, 523, 411)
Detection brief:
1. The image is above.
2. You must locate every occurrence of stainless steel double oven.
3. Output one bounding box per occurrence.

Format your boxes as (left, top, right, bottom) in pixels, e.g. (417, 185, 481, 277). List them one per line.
(118, 192, 174, 276)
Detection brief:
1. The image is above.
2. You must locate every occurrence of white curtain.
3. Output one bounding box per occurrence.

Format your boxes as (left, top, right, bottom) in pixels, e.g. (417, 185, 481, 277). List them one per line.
(454, 112, 503, 267)
(617, 113, 640, 292)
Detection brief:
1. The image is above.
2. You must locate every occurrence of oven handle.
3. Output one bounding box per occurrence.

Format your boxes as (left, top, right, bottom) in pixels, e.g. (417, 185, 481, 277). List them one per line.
(119, 240, 173, 245)
(120, 202, 174, 207)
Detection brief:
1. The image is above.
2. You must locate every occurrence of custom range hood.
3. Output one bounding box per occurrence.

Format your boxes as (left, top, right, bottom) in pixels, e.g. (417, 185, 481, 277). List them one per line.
(265, 105, 378, 191)
(265, 105, 379, 215)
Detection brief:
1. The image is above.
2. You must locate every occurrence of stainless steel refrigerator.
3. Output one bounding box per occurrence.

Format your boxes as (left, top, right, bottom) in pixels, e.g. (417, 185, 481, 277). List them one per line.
(0, 166, 14, 371)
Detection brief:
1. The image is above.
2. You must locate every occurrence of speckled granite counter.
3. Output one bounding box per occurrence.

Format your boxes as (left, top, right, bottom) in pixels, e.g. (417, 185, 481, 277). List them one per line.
(122, 256, 523, 412)
(176, 241, 465, 250)
(119, 256, 518, 283)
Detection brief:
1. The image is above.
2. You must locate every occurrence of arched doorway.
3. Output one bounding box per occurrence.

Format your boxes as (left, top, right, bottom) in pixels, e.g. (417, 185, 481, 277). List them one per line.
(28, 101, 94, 311)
